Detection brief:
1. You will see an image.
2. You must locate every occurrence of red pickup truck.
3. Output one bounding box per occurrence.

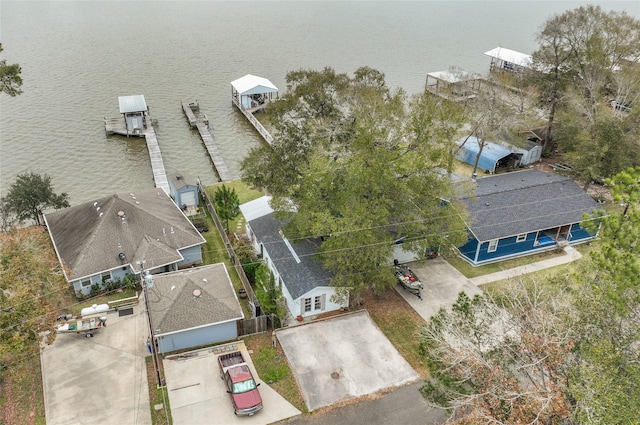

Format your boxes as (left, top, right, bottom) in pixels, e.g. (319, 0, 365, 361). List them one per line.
(218, 351, 263, 416)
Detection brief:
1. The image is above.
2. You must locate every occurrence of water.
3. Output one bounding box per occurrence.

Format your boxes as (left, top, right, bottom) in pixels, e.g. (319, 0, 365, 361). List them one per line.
(1, 1, 638, 204)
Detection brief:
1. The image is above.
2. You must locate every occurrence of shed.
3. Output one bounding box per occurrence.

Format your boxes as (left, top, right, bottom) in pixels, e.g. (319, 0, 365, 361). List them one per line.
(455, 136, 542, 173)
(147, 263, 244, 354)
(484, 47, 532, 73)
(168, 172, 198, 209)
(231, 74, 278, 111)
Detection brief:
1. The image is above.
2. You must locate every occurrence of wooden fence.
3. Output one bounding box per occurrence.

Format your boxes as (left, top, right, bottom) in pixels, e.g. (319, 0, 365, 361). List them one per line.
(237, 315, 268, 336)
(197, 181, 260, 311)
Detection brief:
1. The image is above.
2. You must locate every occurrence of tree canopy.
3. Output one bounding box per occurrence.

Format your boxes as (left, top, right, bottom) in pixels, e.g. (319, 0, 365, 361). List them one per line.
(213, 184, 240, 236)
(531, 5, 640, 181)
(4, 172, 70, 226)
(241, 67, 469, 300)
(0, 43, 23, 97)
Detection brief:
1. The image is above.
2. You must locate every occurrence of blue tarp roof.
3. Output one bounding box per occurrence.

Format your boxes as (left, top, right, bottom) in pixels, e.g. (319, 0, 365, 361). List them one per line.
(455, 136, 512, 173)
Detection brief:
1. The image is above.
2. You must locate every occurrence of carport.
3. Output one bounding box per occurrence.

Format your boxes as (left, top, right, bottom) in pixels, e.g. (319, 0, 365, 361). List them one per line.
(276, 310, 419, 411)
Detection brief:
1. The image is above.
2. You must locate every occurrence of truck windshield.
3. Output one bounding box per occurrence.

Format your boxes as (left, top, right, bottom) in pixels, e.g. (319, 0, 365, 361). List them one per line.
(233, 379, 257, 394)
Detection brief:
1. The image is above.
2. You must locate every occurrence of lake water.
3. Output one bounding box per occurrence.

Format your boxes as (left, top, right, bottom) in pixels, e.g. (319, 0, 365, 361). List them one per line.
(1, 1, 638, 204)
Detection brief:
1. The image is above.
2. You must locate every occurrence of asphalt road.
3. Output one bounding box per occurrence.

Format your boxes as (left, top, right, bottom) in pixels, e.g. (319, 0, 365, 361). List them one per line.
(278, 382, 448, 425)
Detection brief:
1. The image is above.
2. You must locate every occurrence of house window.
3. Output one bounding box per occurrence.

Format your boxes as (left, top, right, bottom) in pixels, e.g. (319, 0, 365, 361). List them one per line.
(303, 298, 312, 313)
(80, 279, 91, 288)
(487, 239, 498, 253)
(516, 234, 527, 243)
(314, 295, 322, 310)
(101, 272, 111, 283)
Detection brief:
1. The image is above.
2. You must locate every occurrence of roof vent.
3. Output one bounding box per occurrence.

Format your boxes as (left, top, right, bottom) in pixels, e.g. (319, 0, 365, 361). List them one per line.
(117, 210, 125, 217)
(193, 289, 202, 298)
(176, 174, 183, 180)
(118, 252, 126, 263)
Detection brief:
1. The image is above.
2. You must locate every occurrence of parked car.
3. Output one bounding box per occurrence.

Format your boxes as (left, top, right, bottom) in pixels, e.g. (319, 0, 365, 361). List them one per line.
(218, 351, 263, 416)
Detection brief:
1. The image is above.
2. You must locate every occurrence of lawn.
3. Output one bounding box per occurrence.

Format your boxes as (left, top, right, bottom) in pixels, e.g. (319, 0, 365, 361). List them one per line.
(446, 248, 567, 279)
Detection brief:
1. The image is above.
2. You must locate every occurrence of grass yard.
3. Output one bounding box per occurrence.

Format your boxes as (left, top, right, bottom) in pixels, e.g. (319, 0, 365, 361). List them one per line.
(146, 357, 172, 425)
(244, 333, 307, 413)
(361, 288, 429, 378)
(0, 354, 46, 425)
(446, 248, 567, 279)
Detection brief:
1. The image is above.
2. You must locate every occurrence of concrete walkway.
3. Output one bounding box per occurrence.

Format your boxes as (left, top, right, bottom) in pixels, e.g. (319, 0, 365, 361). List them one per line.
(469, 246, 582, 286)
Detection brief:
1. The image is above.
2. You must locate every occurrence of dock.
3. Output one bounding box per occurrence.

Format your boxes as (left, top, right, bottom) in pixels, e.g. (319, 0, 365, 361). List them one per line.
(231, 97, 274, 145)
(105, 95, 170, 195)
(182, 101, 232, 182)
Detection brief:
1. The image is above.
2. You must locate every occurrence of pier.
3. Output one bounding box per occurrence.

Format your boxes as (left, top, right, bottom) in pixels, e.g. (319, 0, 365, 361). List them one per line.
(230, 74, 277, 145)
(105, 95, 170, 195)
(182, 101, 232, 182)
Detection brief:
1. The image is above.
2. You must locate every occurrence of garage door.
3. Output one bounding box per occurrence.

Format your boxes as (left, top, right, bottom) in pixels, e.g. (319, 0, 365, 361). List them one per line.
(180, 189, 197, 207)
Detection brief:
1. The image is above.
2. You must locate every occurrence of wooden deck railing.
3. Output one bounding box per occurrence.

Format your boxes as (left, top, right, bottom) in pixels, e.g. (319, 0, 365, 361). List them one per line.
(232, 96, 274, 145)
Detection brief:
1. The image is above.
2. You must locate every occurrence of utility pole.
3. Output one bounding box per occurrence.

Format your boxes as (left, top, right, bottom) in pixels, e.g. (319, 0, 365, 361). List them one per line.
(139, 262, 164, 387)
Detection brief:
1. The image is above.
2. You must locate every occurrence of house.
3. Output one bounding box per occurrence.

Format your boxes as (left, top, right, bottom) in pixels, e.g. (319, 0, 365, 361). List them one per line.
(231, 74, 278, 111)
(168, 171, 199, 211)
(456, 136, 542, 173)
(458, 170, 600, 265)
(239, 196, 348, 319)
(146, 264, 244, 354)
(44, 188, 206, 295)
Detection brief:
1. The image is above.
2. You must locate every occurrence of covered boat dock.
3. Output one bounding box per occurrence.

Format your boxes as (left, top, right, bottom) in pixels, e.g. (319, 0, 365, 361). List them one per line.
(484, 47, 532, 73)
(425, 69, 483, 103)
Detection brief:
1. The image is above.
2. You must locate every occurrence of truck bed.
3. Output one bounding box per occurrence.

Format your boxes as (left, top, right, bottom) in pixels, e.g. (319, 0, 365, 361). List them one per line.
(218, 351, 245, 369)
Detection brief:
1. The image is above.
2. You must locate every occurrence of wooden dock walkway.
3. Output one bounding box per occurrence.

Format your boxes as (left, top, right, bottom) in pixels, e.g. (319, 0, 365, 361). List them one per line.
(182, 101, 232, 182)
(231, 96, 274, 145)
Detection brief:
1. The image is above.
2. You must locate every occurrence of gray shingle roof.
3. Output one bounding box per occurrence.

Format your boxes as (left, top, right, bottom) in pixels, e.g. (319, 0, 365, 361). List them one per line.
(147, 264, 243, 335)
(462, 170, 599, 241)
(248, 213, 333, 300)
(44, 188, 205, 280)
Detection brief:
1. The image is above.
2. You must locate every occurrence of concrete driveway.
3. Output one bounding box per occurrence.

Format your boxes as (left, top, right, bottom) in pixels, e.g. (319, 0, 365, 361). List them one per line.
(396, 257, 482, 321)
(162, 341, 300, 425)
(41, 303, 151, 425)
(276, 310, 419, 412)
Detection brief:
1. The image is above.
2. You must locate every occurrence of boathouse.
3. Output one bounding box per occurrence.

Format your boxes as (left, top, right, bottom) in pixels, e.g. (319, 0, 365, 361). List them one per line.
(484, 47, 532, 73)
(118, 94, 149, 136)
(457, 170, 599, 266)
(425, 69, 483, 103)
(231, 74, 278, 111)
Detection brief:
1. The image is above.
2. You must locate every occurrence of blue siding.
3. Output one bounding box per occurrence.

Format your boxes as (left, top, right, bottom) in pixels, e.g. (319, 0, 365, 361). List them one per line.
(476, 233, 537, 263)
(178, 245, 202, 267)
(73, 266, 136, 295)
(459, 238, 479, 262)
(157, 321, 238, 354)
(569, 223, 596, 242)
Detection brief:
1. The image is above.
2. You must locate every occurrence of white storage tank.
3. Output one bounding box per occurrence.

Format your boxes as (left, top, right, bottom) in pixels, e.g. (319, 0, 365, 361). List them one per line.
(81, 303, 110, 316)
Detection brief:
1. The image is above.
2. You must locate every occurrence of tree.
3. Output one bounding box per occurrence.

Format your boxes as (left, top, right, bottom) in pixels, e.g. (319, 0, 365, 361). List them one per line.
(213, 184, 240, 236)
(0, 197, 15, 232)
(0, 227, 69, 372)
(241, 67, 469, 302)
(4, 172, 70, 226)
(0, 43, 23, 97)
(254, 264, 287, 322)
(531, 6, 640, 171)
(421, 283, 575, 425)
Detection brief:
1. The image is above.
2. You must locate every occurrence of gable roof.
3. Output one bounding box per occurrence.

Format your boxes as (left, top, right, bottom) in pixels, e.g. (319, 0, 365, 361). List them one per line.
(231, 74, 278, 96)
(44, 188, 205, 281)
(241, 197, 333, 300)
(147, 263, 243, 336)
(461, 170, 599, 241)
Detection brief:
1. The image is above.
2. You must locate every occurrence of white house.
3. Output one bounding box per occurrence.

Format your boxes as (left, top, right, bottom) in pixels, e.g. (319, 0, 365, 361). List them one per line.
(239, 196, 348, 319)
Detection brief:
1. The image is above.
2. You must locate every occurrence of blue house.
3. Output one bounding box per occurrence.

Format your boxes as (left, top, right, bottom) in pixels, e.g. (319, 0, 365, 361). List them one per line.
(45, 188, 206, 295)
(458, 170, 600, 266)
